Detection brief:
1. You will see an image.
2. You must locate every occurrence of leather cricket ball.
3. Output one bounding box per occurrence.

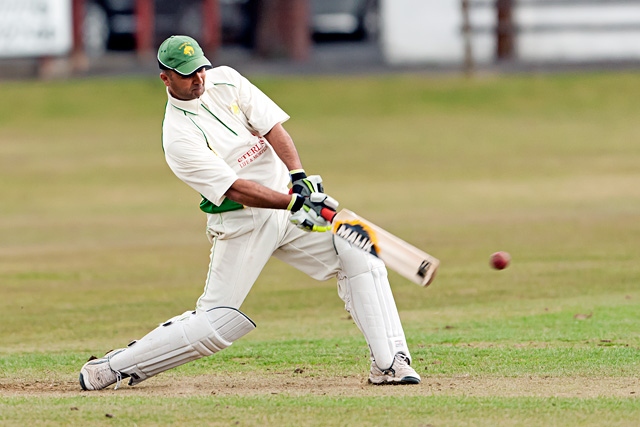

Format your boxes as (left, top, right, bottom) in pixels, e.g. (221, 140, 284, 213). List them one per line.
(490, 251, 511, 270)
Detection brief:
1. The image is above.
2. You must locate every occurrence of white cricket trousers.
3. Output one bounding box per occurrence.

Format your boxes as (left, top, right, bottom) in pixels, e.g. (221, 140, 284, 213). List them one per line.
(197, 207, 340, 310)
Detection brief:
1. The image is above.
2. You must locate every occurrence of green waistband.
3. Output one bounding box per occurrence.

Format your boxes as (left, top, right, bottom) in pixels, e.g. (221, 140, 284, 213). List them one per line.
(199, 196, 244, 214)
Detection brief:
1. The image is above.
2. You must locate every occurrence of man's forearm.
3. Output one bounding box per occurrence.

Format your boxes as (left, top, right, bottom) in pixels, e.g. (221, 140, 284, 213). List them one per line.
(225, 179, 292, 210)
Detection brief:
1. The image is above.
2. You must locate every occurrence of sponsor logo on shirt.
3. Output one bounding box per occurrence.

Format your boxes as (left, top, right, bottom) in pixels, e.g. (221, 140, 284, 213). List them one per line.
(238, 138, 267, 168)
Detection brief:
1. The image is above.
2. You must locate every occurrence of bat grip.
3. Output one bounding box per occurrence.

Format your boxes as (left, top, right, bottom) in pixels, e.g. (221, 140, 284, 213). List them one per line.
(321, 207, 336, 222)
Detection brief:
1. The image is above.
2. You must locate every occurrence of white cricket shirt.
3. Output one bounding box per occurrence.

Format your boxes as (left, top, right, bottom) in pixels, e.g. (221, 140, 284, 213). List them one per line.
(162, 66, 291, 209)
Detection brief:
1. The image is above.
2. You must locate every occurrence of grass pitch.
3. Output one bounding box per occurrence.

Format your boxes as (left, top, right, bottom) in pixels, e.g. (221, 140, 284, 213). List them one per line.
(1, 71, 639, 426)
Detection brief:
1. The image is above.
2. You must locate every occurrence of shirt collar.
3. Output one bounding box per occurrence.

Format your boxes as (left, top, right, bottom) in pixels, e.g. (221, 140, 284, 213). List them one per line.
(166, 87, 201, 115)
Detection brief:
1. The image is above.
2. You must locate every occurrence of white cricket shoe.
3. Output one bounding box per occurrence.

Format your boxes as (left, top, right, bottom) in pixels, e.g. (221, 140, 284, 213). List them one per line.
(79, 349, 125, 391)
(369, 353, 421, 385)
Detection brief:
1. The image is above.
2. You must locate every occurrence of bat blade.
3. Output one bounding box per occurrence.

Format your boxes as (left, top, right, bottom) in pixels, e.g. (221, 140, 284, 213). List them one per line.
(330, 209, 439, 287)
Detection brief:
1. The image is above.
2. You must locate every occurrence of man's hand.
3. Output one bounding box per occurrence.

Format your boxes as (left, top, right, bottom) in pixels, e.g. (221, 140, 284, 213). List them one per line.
(290, 170, 324, 198)
(288, 192, 339, 232)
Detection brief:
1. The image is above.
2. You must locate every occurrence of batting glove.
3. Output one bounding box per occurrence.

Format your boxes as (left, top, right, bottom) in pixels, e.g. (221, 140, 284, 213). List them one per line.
(290, 169, 324, 198)
(288, 192, 339, 232)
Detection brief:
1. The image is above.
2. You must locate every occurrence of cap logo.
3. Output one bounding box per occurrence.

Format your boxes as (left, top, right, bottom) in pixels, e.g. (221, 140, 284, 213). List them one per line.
(180, 43, 195, 56)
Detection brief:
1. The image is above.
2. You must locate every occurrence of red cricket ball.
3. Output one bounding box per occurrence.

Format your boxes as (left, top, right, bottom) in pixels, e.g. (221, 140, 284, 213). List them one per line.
(490, 251, 511, 270)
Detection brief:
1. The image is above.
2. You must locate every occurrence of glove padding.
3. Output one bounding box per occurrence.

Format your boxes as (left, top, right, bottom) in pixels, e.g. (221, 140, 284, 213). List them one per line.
(291, 174, 324, 198)
(290, 192, 339, 232)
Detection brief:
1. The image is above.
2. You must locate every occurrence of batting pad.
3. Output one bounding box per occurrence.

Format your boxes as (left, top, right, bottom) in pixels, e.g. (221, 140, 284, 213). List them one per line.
(335, 238, 411, 370)
(109, 306, 255, 386)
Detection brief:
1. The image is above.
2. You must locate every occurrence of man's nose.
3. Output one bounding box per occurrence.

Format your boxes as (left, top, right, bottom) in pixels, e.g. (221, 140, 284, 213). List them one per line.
(192, 71, 204, 84)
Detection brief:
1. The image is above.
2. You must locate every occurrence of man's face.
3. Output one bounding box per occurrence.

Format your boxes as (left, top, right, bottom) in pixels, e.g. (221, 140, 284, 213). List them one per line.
(160, 67, 207, 100)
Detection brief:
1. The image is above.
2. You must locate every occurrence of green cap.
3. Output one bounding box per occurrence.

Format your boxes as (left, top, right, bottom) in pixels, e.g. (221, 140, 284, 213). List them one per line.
(157, 35, 212, 76)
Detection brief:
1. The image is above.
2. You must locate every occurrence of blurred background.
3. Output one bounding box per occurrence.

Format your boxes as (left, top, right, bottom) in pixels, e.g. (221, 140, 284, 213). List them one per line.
(2, 0, 640, 79)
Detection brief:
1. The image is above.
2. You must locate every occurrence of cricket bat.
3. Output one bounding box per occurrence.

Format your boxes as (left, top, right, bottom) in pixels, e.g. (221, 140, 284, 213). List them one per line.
(321, 209, 439, 287)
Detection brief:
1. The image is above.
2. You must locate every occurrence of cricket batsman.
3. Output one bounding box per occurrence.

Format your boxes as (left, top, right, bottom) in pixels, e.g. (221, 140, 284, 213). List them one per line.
(79, 35, 420, 390)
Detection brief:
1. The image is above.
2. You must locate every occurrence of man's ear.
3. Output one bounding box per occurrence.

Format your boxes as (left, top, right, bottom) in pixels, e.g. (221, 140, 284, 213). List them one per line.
(159, 71, 170, 87)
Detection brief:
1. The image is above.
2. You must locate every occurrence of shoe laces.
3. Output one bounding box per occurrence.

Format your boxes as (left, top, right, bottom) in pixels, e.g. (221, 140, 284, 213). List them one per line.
(383, 353, 410, 375)
(372, 353, 411, 375)
(395, 353, 410, 365)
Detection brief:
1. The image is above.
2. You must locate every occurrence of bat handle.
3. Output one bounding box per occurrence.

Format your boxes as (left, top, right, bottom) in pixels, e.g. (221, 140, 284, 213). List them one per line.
(321, 207, 336, 222)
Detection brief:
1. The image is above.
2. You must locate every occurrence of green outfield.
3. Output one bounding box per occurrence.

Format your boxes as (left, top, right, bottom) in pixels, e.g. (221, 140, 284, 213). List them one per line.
(1, 71, 639, 426)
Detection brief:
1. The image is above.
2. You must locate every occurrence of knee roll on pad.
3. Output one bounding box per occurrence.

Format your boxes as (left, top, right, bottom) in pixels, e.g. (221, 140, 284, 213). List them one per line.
(334, 235, 379, 277)
(109, 306, 255, 385)
(334, 238, 410, 370)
